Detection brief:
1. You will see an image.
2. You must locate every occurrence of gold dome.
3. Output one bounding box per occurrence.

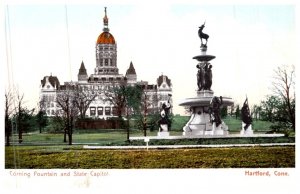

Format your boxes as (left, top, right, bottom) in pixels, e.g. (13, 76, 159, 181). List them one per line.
(96, 32, 115, 44)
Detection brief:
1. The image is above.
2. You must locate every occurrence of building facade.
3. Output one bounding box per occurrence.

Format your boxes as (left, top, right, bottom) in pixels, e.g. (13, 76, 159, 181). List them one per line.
(40, 8, 172, 119)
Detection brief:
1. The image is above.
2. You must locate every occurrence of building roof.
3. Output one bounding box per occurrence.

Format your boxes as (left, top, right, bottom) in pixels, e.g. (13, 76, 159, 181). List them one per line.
(41, 75, 60, 88)
(78, 61, 87, 75)
(97, 32, 115, 44)
(126, 61, 136, 75)
(157, 74, 171, 87)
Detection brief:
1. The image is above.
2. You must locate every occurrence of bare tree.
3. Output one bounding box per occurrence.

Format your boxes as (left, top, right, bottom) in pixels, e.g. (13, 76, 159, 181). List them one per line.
(5, 90, 13, 146)
(36, 96, 48, 133)
(251, 104, 262, 121)
(15, 93, 25, 143)
(56, 84, 79, 145)
(104, 83, 127, 118)
(105, 84, 142, 141)
(272, 65, 295, 130)
(139, 89, 151, 137)
(73, 85, 98, 119)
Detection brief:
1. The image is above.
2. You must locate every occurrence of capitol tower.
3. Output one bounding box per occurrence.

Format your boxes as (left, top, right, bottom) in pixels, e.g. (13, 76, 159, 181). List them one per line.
(95, 7, 119, 75)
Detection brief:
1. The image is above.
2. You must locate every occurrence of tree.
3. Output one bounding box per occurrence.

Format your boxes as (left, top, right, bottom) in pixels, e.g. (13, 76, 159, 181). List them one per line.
(56, 84, 79, 145)
(5, 90, 13, 146)
(14, 107, 35, 133)
(138, 89, 151, 137)
(251, 105, 262, 121)
(220, 106, 228, 118)
(260, 95, 293, 132)
(73, 86, 98, 119)
(122, 85, 142, 140)
(106, 84, 142, 141)
(36, 110, 48, 133)
(105, 84, 127, 119)
(260, 95, 281, 122)
(15, 93, 25, 143)
(235, 105, 240, 119)
(271, 65, 295, 131)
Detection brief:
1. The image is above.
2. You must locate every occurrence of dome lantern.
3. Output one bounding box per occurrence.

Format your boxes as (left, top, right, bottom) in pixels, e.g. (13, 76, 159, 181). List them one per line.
(103, 7, 109, 32)
(96, 7, 115, 44)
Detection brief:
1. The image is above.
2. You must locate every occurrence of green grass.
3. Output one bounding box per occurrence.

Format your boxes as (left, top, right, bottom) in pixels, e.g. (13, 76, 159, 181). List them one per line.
(12, 130, 294, 146)
(130, 137, 295, 146)
(171, 115, 273, 132)
(5, 145, 295, 168)
(10, 129, 184, 146)
(222, 117, 273, 133)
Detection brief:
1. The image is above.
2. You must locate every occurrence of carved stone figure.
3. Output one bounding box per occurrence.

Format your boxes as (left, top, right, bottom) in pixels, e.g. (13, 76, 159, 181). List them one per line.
(198, 22, 209, 47)
(241, 98, 252, 130)
(158, 95, 172, 131)
(210, 96, 223, 127)
(204, 64, 212, 90)
(196, 64, 205, 91)
(197, 63, 212, 91)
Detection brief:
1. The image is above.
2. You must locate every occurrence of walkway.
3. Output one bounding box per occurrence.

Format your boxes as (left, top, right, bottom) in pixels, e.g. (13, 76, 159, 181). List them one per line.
(129, 133, 284, 140)
(83, 143, 295, 150)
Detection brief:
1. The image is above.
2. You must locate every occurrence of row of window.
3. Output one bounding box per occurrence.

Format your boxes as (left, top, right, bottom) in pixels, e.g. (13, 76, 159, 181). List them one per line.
(98, 69, 118, 73)
(43, 95, 55, 102)
(99, 59, 115, 66)
(46, 109, 62, 116)
(98, 47, 114, 51)
(90, 106, 117, 116)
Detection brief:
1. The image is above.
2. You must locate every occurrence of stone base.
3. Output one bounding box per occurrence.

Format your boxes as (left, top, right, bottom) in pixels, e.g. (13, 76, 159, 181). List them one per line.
(158, 124, 169, 137)
(179, 94, 233, 137)
(240, 123, 253, 135)
(213, 124, 223, 135)
(159, 124, 168, 132)
(197, 90, 214, 97)
(157, 131, 170, 137)
(183, 121, 229, 136)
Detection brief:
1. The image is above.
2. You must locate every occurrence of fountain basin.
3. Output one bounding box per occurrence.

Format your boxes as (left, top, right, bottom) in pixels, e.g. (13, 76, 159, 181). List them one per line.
(179, 96, 234, 107)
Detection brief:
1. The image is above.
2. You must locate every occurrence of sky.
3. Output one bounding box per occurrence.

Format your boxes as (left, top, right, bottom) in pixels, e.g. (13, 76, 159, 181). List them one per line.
(3, 1, 296, 115)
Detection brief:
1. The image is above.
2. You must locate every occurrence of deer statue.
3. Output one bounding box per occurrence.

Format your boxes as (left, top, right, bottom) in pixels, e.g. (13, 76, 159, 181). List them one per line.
(198, 22, 209, 46)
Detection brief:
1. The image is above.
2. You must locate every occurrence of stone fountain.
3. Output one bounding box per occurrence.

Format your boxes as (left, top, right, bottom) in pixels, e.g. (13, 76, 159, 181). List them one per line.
(179, 23, 234, 136)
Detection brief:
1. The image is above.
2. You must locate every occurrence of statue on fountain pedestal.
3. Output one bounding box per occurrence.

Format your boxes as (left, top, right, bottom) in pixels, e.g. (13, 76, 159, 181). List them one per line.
(210, 96, 223, 127)
(197, 62, 212, 91)
(198, 22, 209, 47)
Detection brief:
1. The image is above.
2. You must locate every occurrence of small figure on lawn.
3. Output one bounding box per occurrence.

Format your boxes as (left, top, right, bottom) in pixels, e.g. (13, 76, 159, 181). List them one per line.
(158, 94, 172, 132)
(241, 97, 252, 130)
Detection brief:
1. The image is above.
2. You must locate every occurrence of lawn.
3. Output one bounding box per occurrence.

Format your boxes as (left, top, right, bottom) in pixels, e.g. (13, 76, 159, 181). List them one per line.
(9, 130, 294, 146)
(171, 115, 274, 133)
(5, 145, 295, 168)
(6, 115, 294, 169)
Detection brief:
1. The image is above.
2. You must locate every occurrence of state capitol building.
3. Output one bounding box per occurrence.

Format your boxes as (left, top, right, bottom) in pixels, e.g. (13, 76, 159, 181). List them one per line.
(40, 8, 172, 119)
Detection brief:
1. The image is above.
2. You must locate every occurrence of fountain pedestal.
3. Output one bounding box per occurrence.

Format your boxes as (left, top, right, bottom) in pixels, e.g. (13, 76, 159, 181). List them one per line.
(180, 90, 232, 136)
(179, 44, 233, 137)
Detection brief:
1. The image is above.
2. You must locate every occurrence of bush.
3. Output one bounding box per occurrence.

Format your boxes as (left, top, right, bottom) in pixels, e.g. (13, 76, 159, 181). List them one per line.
(46, 117, 64, 133)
